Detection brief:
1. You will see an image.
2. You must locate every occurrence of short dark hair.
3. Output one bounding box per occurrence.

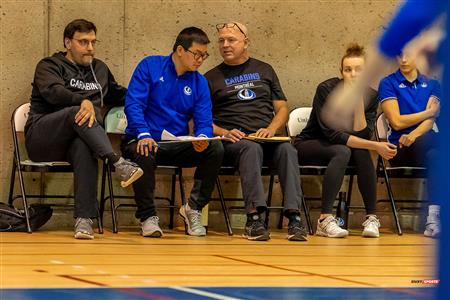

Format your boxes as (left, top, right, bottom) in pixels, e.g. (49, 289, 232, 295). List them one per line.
(63, 19, 97, 48)
(172, 27, 210, 52)
(340, 43, 366, 71)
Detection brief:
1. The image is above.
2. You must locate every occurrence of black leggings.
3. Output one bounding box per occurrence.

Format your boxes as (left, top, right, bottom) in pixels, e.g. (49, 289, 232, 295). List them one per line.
(389, 131, 438, 205)
(294, 139, 377, 215)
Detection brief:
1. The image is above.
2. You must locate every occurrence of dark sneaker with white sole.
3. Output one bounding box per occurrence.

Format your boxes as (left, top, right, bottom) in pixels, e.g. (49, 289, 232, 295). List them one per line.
(74, 217, 94, 240)
(287, 215, 308, 241)
(243, 214, 270, 241)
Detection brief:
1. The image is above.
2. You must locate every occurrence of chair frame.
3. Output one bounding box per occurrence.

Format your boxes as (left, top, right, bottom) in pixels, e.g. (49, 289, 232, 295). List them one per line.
(99, 106, 187, 233)
(8, 103, 102, 233)
(374, 113, 431, 235)
(288, 107, 359, 233)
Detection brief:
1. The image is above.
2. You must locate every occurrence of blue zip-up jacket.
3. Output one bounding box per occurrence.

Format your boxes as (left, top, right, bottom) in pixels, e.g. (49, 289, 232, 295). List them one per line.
(125, 54, 213, 141)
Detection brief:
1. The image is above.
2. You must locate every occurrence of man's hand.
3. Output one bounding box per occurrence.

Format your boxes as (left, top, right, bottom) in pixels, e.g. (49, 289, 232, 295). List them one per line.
(75, 99, 96, 127)
(375, 142, 397, 160)
(399, 133, 417, 148)
(254, 127, 276, 138)
(137, 137, 158, 157)
(224, 128, 246, 143)
(192, 140, 209, 152)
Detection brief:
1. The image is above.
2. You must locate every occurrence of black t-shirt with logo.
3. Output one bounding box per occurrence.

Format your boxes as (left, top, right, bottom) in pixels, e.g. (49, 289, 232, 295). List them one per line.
(204, 58, 286, 133)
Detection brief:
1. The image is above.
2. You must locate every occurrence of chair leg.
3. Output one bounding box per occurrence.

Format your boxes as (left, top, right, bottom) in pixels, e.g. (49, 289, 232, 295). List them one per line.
(178, 168, 187, 205)
(383, 171, 403, 235)
(98, 163, 107, 234)
(277, 196, 284, 229)
(169, 174, 176, 229)
(8, 159, 17, 205)
(106, 164, 118, 233)
(216, 177, 233, 236)
(343, 175, 354, 230)
(16, 161, 32, 233)
(265, 174, 275, 226)
(301, 193, 314, 235)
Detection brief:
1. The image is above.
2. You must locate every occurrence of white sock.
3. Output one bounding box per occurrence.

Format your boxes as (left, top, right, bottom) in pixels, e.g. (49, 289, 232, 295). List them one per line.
(428, 205, 440, 216)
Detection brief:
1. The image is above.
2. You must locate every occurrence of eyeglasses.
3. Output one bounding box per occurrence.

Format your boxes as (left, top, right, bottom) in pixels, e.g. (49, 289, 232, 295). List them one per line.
(72, 38, 99, 47)
(215, 23, 247, 37)
(185, 49, 209, 61)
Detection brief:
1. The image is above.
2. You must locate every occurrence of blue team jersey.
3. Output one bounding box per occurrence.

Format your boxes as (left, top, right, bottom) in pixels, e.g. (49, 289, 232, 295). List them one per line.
(378, 69, 441, 144)
(124, 55, 213, 141)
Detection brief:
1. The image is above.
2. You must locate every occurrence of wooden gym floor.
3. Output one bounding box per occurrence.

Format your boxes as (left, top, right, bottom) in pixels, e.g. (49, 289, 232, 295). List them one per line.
(0, 228, 437, 299)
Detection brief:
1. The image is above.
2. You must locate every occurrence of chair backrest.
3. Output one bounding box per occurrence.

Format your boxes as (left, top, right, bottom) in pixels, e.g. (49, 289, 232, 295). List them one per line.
(375, 113, 389, 140)
(376, 112, 439, 141)
(287, 107, 312, 137)
(13, 103, 31, 133)
(104, 106, 127, 134)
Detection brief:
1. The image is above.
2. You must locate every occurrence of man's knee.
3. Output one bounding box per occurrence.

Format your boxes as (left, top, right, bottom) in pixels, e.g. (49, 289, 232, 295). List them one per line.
(208, 140, 225, 160)
(238, 140, 263, 158)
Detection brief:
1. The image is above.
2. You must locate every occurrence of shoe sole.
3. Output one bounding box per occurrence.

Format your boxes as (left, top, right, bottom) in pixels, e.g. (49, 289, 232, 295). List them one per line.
(142, 230, 163, 238)
(362, 231, 379, 238)
(74, 232, 94, 240)
(315, 230, 348, 238)
(242, 233, 270, 241)
(121, 168, 144, 188)
(179, 206, 206, 236)
(287, 234, 308, 241)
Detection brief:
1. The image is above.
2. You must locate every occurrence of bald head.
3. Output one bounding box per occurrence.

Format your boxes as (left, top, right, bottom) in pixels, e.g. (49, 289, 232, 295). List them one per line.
(216, 21, 250, 65)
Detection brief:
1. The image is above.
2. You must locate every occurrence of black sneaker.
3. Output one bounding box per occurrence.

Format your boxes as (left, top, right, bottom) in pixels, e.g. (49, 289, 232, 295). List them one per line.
(242, 215, 270, 241)
(287, 215, 307, 241)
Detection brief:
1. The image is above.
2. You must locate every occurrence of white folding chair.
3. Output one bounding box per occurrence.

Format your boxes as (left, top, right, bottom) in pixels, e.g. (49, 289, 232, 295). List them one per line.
(375, 113, 432, 235)
(8, 103, 102, 233)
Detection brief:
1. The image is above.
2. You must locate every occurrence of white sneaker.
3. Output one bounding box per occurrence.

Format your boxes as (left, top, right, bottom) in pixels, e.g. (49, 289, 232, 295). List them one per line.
(316, 216, 349, 238)
(424, 215, 440, 238)
(362, 215, 380, 238)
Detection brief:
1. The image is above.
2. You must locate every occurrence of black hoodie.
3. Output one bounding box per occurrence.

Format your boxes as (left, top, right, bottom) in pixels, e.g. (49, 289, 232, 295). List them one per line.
(26, 52, 126, 131)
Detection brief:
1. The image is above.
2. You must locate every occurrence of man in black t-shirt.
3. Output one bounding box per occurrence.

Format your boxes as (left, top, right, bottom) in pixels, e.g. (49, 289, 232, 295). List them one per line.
(205, 22, 307, 241)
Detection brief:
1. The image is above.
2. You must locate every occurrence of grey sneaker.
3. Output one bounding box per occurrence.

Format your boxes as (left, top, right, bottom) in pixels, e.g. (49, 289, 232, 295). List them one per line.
(179, 204, 206, 236)
(114, 157, 144, 188)
(141, 216, 163, 238)
(74, 217, 94, 239)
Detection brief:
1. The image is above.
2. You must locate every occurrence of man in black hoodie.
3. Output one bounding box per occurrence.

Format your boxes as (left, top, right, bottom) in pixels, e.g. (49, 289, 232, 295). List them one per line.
(25, 19, 143, 239)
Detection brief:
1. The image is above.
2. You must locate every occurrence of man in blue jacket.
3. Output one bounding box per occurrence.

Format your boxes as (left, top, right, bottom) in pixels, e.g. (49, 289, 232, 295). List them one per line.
(122, 27, 224, 238)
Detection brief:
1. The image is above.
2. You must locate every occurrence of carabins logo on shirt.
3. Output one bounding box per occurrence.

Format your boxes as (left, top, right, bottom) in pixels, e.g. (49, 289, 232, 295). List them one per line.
(421, 82, 428, 88)
(237, 88, 256, 100)
(184, 86, 192, 96)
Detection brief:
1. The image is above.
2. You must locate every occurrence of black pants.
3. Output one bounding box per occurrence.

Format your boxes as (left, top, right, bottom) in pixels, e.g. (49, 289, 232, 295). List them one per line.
(121, 139, 224, 221)
(389, 131, 439, 204)
(223, 140, 303, 213)
(25, 106, 115, 218)
(294, 139, 377, 215)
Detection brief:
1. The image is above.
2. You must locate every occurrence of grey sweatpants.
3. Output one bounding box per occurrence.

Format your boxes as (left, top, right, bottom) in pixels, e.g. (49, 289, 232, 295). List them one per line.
(223, 139, 303, 213)
(25, 106, 115, 218)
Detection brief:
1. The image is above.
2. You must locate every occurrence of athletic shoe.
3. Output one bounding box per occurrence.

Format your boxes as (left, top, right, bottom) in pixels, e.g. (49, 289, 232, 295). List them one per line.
(141, 216, 163, 237)
(114, 157, 144, 188)
(362, 215, 380, 238)
(242, 214, 270, 241)
(316, 215, 349, 238)
(287, 215, 308, 241)
(74, 217, 94, 239)
(179, 204, 206, 236)
(424, 215, 440, 238)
